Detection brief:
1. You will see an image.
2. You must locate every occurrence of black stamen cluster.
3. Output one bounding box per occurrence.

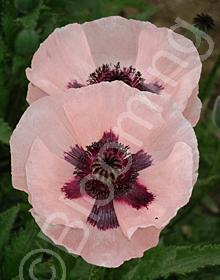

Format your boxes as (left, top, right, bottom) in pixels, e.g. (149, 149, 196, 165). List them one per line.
(193, 13, 215, 32)
(87, 62, 160, 92)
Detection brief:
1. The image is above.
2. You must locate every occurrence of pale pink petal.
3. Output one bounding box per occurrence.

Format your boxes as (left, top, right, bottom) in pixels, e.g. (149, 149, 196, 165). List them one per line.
(25, 15, 202, 126)
(30, 209, 85, 256)
(11, 81, 198, 192)
(62, 80, 161, 148)
(26, 24, 95, 95)
(26, 137, 93, 227)
(80, 225, 160, 267)
(11, 82, 140, 192)
(31, 209, 161, 267)
(183, 86, 202, 127)
(140, 92, 199, 184)
(12, 80, 161, 193)
(135, 27, 202, 112)
(10, 93, 77, 192)
(115, 142, 193, 238)
(82, 16, 155, 67)
(26, 83, 49, 104)
(106, 83, 198, 183)
(11, 81, 199, 267)
(62, 81, 176, 153)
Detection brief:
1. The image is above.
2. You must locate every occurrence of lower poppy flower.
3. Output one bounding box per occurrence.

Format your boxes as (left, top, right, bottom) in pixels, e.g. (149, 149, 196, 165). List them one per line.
(10, 81, 198, 267)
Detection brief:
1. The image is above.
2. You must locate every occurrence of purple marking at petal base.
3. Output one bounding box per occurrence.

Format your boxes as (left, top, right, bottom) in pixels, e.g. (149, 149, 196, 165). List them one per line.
(120, 182, 154, 210)
(68, 63, 165, 95)
(67, 80, 86, 89)
(144, 82, 164, 94)
(87, 200, 119, 230)
(87, 62, 147, 91)
(133, 150, 152, 171)
(62, 130, 155, 230)
(87, 62, 165, 94)
(64, 145, 86, 167)
(61, 179, 82, 199)
(101, 129, 119, 142)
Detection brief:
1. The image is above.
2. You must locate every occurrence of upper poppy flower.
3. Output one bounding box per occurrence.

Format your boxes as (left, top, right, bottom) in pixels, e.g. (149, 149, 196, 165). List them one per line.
(26, 16, 202, 126)
(10, 81, 198, 267)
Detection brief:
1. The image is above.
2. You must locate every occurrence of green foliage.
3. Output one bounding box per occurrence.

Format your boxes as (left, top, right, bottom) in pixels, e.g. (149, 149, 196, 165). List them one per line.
(199, 53, 220, 102)
(0, 118, 12, 144)
(2, 220, 38, 279)
(15, 29, 40, 57)
(0, 87, 9, 118)
(14, 0, 40, 14)
(0, 35, 8, 64)
(0, 205, 19, 253)
(15, 6, 41, 29)
(213, 96, 220, 129)
(121, 244, 220, 280)
(70, 257, 92, 279)
(1, 13, 20, 51)
(195, 114, 219, 178)
(89, 266, 106, 280)
(100, 0, 159, 19)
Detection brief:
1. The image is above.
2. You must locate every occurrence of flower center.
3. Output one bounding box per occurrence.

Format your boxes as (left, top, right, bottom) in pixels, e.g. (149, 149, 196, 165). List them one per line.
(62, 130, 154, 230)
(91, 152, 121, 178)
(68, 62, 163, 94)
(73, 133, 138, 200)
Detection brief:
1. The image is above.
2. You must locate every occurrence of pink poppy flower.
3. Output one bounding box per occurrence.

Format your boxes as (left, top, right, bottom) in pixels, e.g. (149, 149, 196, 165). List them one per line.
(11, 81, 198, 267)
(26, 16, 202, 126)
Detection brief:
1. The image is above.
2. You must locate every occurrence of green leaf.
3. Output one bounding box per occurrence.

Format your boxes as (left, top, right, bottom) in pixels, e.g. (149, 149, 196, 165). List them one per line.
(1, 13, 19, 50)
(178, 267, 220, 280)
(0, 36, 8, 64)
(15, 6, 41, 29)
(213, 96, 220, 129)
(101, 0, 158, 18)
(195, 114, 219, 178)
(14, 0, 40, 14)
(89, 265, 105, 280)
(0, 118, 12, 144)
(15, 29, 40, 57)
(0, 205, 19, 253)
(11, 276, 20, 280)
(2, 220, 38, 279)
(12, 55, 26, 73)
(0, 87, 9, 117)
(32, 262, 58, 279)
(122, 244, 220, 280)
(132, 7, 159, 21)
(200, 53, 220, 102)
(70, 257, 92, 280)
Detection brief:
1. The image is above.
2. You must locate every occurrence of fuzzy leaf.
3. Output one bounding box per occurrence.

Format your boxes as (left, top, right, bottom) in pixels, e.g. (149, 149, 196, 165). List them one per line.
(122, 244, 220, 280)
(0, 205, 19, 253)
(2, 221, 38, 279)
